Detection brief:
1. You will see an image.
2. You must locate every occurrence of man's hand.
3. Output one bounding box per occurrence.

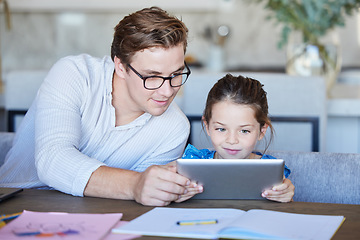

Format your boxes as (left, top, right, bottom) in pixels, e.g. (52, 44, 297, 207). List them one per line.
(167, 161, 203, 203)
(84, 162, 203, 206)
(132, 162, 192, 206)
(175, 181, 203, 202)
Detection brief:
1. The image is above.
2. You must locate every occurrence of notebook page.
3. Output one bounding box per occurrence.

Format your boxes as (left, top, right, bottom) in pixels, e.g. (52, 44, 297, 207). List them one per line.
(222, 209, 344, 240)
(112, 207, 245, 239)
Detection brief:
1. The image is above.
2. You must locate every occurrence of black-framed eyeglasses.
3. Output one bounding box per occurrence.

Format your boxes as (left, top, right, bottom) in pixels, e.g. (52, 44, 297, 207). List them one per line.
(127, 62, 191, 90)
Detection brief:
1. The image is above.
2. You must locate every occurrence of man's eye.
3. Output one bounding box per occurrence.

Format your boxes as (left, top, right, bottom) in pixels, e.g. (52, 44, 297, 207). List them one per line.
(171, 72, 183, 78)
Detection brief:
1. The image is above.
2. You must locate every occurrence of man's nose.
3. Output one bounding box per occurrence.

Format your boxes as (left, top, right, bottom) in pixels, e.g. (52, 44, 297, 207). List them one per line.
(158, 80, 175, 97)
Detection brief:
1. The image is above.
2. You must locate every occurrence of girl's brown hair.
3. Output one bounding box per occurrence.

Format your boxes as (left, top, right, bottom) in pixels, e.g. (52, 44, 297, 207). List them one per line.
(203, 74, 274, 152)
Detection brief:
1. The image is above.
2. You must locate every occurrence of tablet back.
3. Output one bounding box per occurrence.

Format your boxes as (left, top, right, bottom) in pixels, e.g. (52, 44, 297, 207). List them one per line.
(177, 158, 284, 200)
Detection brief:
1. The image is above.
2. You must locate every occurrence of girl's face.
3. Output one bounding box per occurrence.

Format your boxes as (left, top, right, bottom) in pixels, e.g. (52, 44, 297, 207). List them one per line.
(204, 100, 268, 159)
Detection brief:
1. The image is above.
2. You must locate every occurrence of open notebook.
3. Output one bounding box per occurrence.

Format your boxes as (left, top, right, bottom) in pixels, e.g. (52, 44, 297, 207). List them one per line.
(113, 207, 345, 240)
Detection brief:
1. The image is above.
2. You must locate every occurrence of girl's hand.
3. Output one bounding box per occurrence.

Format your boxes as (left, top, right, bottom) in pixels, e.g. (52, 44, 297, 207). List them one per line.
(262, 178, 295, 203)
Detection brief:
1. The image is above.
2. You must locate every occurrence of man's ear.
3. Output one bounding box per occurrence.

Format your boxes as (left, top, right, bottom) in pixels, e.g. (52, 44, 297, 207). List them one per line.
(114, 56, 127, 79)
(258, 123, 268, 141)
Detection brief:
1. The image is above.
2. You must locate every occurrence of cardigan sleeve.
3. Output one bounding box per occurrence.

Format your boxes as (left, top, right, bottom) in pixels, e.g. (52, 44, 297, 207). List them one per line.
(34, 57, 105, 196)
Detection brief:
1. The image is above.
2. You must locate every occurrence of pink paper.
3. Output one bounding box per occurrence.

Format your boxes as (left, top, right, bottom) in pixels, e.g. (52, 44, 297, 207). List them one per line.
(0, 210, 122, 239)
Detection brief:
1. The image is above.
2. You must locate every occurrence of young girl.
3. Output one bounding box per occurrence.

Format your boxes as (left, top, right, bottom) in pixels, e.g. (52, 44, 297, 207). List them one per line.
(179, 74, 294, 203)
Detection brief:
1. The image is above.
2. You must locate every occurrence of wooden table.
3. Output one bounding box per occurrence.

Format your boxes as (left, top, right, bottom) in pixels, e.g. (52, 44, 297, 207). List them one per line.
(0, 189, 359, 239)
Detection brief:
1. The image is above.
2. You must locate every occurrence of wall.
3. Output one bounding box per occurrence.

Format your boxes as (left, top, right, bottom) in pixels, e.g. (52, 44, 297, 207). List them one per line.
(1, 0, 359, 74)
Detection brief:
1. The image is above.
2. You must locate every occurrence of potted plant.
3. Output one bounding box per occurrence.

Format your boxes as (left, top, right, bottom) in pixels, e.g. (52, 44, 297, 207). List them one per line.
(251, 0, 360, 91)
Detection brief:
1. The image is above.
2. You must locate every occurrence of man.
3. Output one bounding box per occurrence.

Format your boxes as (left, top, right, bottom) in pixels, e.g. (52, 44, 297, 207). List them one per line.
(0, 7, 202, 206)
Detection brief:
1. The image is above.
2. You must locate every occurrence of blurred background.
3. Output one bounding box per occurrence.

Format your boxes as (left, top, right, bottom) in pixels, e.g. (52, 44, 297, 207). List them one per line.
(0, 0, 360, 153)
(1, 0, 359, 73)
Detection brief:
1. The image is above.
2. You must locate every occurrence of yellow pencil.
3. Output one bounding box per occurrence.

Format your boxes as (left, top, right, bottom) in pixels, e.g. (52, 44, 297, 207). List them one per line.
(177, 219, 218, 226)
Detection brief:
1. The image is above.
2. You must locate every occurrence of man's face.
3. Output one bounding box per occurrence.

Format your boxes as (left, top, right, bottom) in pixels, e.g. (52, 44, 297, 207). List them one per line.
(117, 45, 185, 117)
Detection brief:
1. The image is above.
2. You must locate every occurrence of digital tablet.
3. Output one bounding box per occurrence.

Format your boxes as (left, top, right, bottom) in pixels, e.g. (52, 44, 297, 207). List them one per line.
(0, 187, 23, 203)
(177, 158, 284, 200)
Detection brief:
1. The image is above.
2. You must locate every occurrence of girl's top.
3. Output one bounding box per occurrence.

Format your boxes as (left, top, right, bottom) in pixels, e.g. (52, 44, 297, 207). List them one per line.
(182, 144, 291, 178)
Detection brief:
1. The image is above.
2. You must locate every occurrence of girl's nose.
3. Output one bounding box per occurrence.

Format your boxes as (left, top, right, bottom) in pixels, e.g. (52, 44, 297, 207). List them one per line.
(226, 132, 239, 144)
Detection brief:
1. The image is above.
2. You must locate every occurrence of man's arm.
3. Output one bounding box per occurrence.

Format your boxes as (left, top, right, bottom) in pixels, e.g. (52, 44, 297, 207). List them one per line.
(84, 164, 191, 206)
(35, 57, 194, 204)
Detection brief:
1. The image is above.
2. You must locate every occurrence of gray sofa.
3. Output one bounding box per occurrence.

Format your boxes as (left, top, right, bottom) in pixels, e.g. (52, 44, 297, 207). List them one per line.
(267, 150, 360, 205)
(0, 132, 359, 204)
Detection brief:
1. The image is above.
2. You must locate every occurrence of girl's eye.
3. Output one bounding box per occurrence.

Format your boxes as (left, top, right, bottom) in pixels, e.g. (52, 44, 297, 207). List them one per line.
(215, 128, 226, 132)
(241, 129, 250, 134)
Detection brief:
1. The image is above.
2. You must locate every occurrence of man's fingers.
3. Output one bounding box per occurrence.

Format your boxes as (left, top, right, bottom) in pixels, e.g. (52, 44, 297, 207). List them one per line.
(133, 165, 193, 206)
(156, 167, 191, 190)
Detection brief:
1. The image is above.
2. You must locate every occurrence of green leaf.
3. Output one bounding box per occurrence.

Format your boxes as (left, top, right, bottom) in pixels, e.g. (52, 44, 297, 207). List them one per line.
(248, 0, 360, 48)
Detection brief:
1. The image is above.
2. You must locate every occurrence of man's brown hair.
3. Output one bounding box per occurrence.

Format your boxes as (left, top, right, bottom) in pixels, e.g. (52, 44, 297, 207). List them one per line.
(111, 7, 188, 67)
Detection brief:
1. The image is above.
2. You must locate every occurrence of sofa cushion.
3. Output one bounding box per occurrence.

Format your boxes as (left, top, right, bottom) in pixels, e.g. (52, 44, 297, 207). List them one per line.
(268, 150, 360, 205)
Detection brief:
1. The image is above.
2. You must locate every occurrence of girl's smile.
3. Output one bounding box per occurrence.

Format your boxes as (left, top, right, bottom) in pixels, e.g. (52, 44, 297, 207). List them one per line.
(224, 148, 241, 155)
